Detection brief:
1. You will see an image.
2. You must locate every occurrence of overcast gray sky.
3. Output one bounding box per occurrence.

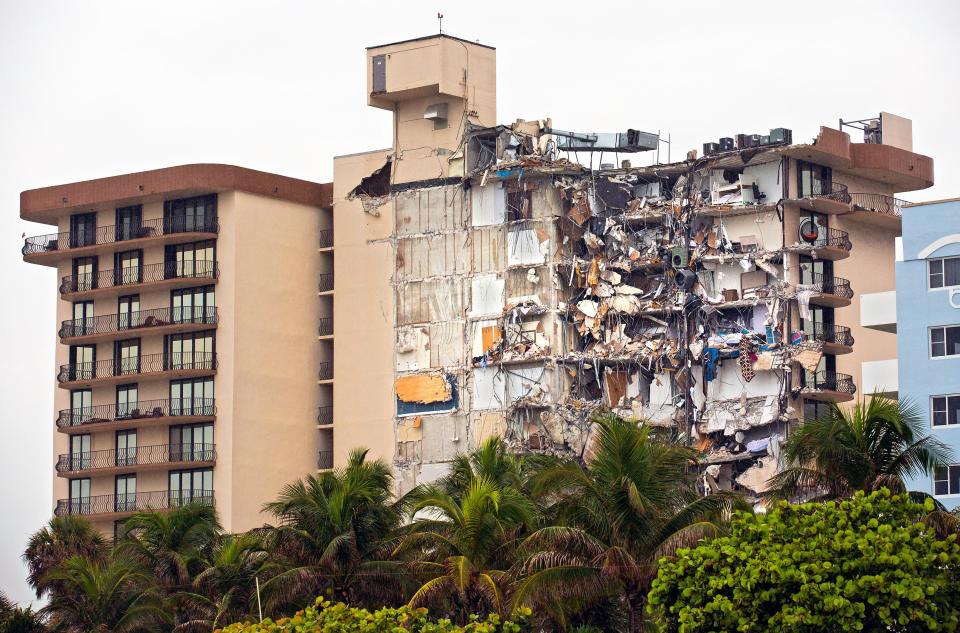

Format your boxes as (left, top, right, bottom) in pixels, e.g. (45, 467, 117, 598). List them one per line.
(2, 0, 958, 605)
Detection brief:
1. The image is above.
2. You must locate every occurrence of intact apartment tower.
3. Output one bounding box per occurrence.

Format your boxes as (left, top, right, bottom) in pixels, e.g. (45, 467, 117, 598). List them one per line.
(21, 34, 936, 532)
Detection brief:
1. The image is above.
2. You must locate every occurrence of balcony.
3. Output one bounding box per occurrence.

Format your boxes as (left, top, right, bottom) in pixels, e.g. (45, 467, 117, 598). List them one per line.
(60, 261, 218, 299)
(809, 323, 854, 355)
(318, 228, 334, 249)
(58, 353, 217, 388)
(796, 182, 852, 215)
(23, 218, 218, 265)
(805, 273, 854, 308)
(847, 193, 906, 229)
(318, 272, 334, 293)
(60, 307, 218, 343)
(791, 226, 852, 261)
(54, 490, 214, 519)
(860, 290, 897, 333)
(318, 317, 333, 337)
(318, 450, 333, 470)
(56, 444, 216, 477)
(318, 361, 333, 381)
(861, 359, 898, 398)
(802, 370, 857, 403)
(57, 398, 216, 434)
(317, 405, 333, 425)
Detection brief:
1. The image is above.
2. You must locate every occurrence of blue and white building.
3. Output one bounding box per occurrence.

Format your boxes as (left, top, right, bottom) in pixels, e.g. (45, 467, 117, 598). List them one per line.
(872, 198, 960, 508)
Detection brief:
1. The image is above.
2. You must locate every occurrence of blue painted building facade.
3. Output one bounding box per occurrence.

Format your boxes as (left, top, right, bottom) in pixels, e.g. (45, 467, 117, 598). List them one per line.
(897, 198, 960, 508)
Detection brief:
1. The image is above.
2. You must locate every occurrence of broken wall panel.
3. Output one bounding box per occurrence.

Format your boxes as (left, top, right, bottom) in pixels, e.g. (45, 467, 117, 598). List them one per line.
(394, 186, 468, 236)
(471, 183, 506, 226)
(396, 373, 458, 416)
(397, 278, 466, 325)
(470, 226, 507, 273)
(468, 274, 505, 318)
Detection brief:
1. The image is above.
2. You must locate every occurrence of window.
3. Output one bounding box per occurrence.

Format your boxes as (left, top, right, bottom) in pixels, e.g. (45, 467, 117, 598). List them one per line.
(933, 395, 960, 427)
(69, 212, 97, 248)
(70, 434, 91, 471)
(170, 423, 213, 462)
(116, 430, 137, 466)
(506, 187, 533, 221)
(803, 353, 836, 390)
(115, 474, 136, 512)
(71, 301, 94, 337)
(69, 345, 96, 380)
(934, 465, 960, 496)
(69, 478, 91, 514)
(115, 339, 140, 375)
(115, 205, 143, 242)
(170, 377, 214, 416)
(797, 160, 833, 198)
(801, 306, 834, 341)
(929, 257, 960, 289)
(72, 257, 97, 292)
(118, 295, 140, 330)
(803, 401, 832, 421)
(165, 241, 215, 279)
(114, 250, 142, 285)
(116, 384, 138, 419)
(169, 468, 213, 506)
(930, 326, 960, 358)
(798, 211, 830, 249)
(798, 255, 833, 287)
(168, 332, 214, 370)
(172, 286, 215, 324)
(70, 389, 92, 425)
(164, 195, 217, 234)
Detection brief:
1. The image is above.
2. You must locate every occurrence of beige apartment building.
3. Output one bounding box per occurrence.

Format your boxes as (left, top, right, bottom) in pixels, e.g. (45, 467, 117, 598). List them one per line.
(21, 34, 936, 532)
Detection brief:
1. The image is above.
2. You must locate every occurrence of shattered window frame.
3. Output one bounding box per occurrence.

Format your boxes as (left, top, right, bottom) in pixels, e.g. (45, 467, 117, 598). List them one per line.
(505, 186, 533, 222)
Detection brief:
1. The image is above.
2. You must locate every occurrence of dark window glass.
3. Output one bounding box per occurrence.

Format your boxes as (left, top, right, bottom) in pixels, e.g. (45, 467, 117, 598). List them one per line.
(929, 257, 960, 289)
(71, 257, 97, 292)
(115, 206, 143, 241)
(933, 396, 960, 427)
(165, 241, 215, 279)
(69, 213, 96, 248)
(164, 195, 217, 234)
(797, 161, 833, 198)
(931, 326, 960, 358)
(114, 250, 142, 286)
(116, 430, 137, 466)
(115, 474, 136, 512)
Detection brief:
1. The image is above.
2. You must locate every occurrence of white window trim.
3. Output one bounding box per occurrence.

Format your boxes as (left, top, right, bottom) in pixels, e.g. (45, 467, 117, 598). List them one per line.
(933, 464, 960, 497)
(927, 255, 960, 291)
(929, 325, 960, 360)
(931, 393, 960, 428)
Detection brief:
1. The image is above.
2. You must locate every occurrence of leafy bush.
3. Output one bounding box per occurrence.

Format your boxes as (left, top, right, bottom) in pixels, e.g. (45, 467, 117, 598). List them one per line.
(648, 489, 960, 632)
(217, 598, 529, 632)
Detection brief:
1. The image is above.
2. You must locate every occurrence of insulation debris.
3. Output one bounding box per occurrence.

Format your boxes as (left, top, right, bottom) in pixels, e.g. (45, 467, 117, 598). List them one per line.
(395, 374, 453, 404)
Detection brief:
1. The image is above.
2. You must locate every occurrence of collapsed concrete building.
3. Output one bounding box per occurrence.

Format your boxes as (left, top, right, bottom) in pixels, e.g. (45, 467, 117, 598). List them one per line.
(332, 35, 933, 502)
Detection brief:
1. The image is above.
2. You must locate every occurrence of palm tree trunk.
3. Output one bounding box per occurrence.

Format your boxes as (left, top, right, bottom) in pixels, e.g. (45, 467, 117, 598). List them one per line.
(627, 591, 646, 632)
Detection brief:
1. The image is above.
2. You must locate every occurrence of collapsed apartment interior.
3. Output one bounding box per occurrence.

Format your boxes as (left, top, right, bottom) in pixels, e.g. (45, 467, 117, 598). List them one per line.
(336, 35, 933, 503)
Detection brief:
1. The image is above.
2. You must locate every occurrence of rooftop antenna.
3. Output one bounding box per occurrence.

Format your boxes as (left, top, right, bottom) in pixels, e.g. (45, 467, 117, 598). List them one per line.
(438, 12, 444, 34)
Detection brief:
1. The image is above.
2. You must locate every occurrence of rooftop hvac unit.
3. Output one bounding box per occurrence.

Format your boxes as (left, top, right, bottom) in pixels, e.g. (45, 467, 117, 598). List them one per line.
(423, 103, 448, 121)
(769, 128, 792, 144)
(549, 128, 659, 153)
(703, 142, 721, 156)
(719, 137, 735, 151)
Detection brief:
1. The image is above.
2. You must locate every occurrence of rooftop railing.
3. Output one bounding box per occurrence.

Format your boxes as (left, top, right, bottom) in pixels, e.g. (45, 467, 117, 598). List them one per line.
(57, 352, 217, 384)
(56, 444, 216, 473)
(56, 398, 216, 429)
(54, 490, 214, 516)
(59, 306, 218, 339)
(59, 261, 217, 295)
(23, 218, 218, 257)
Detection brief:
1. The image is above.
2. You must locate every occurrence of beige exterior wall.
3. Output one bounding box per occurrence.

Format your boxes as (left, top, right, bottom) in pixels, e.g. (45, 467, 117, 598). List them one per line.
(331, 150, 396, 470)
(48, 190, 323, 534)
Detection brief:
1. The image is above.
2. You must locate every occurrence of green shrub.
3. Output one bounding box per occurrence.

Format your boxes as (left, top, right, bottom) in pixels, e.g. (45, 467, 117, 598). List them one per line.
(217, 598, 529, 632)
(648, 489, 960, 632)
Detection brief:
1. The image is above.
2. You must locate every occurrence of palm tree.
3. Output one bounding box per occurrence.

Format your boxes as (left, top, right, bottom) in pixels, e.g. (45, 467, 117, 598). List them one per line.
(39, 555, 165, 633)
(767, 395, 953, 501)
(260, 448, 401, 612)
(397, 445, 538, 623)
(513, 413, 735, 632)
(172, 533, 275, 632)
(23, 516, 108, 599)
(116, 502, 221, 592)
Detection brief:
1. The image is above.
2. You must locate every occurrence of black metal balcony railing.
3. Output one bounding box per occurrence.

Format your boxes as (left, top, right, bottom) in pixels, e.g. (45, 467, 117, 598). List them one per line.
(810, 323, 855, 347)
(54, 490, 214, 517)
(807, 226, 852, 251)
(318, 273, 334, 293)
(317, 406, 333, 425)
(59, 306, 218, 339)
(318, 450, 334, 470)
(804, 371, 857, 395)
(318, 362, 333, 381)
(22, 218, 219, 257)
(56, 443, 216, 473)
(56, 398, 216, 429)
(849, 193, 907, 218)
(60, 261, 218, 295)
(57, 352, 217, 383)
(318, 317, 333, 336)
(318, 229, 334, 249)
(801, 181, 851, 204)
(805, 273, 854, 299)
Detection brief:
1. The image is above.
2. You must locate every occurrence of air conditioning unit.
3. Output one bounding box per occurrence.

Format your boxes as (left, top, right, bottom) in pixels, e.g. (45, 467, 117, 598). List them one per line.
(424, 103, 448, 121)
(719, 137, 735, 151)
(769, 128, 793, 144)
(703, 142, 721, 156)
